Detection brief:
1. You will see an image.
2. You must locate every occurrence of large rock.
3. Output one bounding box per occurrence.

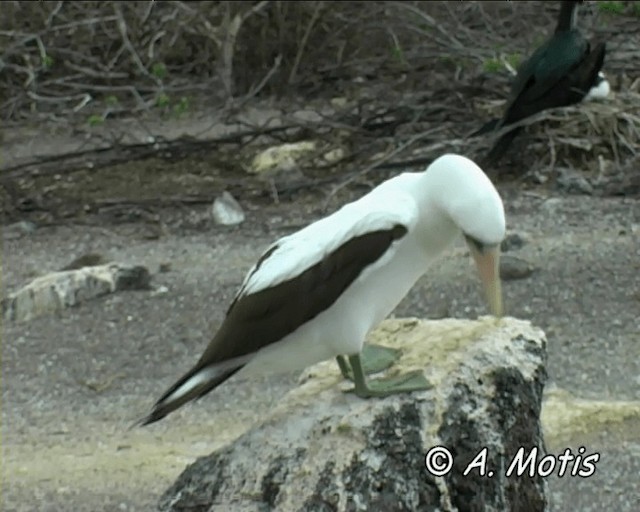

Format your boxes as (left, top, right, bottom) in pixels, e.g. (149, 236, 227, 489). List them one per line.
(159, 317, 548, 512)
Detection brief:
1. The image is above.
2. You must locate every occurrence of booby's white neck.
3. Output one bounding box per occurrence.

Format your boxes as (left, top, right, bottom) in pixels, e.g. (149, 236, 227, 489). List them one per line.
(379, 154, 505, 259)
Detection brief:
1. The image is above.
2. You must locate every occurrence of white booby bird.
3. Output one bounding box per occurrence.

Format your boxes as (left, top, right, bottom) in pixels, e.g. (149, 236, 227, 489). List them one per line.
(138, 154, 505, 426)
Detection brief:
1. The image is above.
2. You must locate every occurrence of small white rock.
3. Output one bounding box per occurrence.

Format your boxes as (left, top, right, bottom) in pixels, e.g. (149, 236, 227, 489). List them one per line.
(322, 148, 345, 164)
(211, 191, 245, 226)
(151, 285, 169, 296)
(4, 220, 37, 239)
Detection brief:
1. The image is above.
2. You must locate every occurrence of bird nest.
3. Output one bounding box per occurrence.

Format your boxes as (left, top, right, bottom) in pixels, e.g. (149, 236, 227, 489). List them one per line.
(480, 91, 640, 188)
(523, 92, 639, 172)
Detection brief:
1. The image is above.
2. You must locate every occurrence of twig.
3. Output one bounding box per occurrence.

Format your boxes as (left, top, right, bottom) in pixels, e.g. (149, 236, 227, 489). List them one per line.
(64, 61, 129, 79)
(26, 90, 90, 104)
(323, 127, 444, 211)
(288, 1, 324, 85)
(219, 1, 270, 98)
(546, 128, 556, 175)
(113, 4, 158, 85)
(47, 15, 120, 33)
(388, 2, 465, 51)
(247, 54, 283, 99)
(44, 1, 64, 28)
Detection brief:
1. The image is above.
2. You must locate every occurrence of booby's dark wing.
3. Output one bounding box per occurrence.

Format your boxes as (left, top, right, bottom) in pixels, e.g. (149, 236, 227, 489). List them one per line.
(137, 198, 416, 425)
(198, 224, 408, 365)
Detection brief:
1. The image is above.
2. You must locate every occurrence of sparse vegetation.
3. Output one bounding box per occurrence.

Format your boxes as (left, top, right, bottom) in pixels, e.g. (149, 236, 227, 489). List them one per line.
(0, 0, 635, 128)
(597, 1, 625, 15)
(172, 96, 190, 117)
(151, 62, 168, 80)
(483, 58, 503, 74)
(42, 55, 54, 69)
(390, 44, 407, 66)
(87, 114, 104, 126)
(505, 53, 522, 69)
(105, 95, 119, 107)
(155, 93, 170, 109)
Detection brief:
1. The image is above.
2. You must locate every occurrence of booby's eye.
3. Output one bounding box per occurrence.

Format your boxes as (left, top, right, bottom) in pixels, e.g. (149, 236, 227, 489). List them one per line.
(464, 234, 486, 252)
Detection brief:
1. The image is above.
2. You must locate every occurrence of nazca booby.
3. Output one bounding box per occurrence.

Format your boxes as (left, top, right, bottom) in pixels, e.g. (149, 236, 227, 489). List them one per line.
(138, 154, 506, 426)
(476, 0, 607, 165)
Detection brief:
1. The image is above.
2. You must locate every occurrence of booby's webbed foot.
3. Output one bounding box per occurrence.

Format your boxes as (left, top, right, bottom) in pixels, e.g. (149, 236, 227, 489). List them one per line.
(361, 344, 402, 374)
(335, 344, 401, 381)
(345, 354, 432, 398)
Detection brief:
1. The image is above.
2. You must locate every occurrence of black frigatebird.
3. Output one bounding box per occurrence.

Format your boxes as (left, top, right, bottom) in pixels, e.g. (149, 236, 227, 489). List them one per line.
(475, 1, 607, 166)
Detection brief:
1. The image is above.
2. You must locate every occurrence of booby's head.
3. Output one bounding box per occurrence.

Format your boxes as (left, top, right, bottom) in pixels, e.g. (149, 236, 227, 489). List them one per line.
(425, 154, 506, 316)
(585, 71, 610, 100)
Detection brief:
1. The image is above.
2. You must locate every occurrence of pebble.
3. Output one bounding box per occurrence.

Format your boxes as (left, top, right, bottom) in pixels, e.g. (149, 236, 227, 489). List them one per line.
(500, 255, 536, 280)
(556, 167, 594, 195)
(501, 233, 526, 253)
(4, 220, 37, 239)
(211, 191, 245, 226)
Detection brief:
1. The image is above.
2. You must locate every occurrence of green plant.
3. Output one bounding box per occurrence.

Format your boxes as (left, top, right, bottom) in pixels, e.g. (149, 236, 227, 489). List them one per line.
(483, 57, 502, 74)
(151, 62, 167, 79)
(87, 114, 104, 126)
(390, 43, 406, 65)
(105, 95, 119, 107)
(155, 92, 170, 108)
(598, 1, 625, 15)
(505, 53, 522, 69)
(41, 54, 54, 69)
(172, 96, 190, 117)
(632, 2, 640, 16)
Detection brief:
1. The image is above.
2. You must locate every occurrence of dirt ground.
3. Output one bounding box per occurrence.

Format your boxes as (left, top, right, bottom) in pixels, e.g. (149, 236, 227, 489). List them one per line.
(3, 1, 640, 510)
(3, 107, 640, 511)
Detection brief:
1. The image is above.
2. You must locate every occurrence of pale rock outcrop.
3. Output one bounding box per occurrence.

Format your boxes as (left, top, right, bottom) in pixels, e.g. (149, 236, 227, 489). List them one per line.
(159, 316, 548, 512)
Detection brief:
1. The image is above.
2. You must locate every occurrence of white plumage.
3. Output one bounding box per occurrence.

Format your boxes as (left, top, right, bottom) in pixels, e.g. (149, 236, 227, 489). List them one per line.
(239, 154, 505, 374)
(139, 153, 506, 425)
(585, 72, 610, 101)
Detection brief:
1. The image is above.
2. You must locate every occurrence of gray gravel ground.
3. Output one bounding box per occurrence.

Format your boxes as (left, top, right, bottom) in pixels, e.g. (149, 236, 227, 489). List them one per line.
(3, 186, 639, 511)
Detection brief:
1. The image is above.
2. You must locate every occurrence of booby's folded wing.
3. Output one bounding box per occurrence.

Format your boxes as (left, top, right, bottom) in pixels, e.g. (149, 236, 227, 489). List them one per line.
(197, 193, 419, 366)
(135, 193, 417, 425)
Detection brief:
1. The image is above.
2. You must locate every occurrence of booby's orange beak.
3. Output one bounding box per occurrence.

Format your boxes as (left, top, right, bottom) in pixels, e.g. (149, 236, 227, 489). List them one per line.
(468, 243, 503, 317)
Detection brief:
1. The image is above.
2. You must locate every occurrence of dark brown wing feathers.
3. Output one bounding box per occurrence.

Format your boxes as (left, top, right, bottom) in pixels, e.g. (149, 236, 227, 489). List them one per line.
(138, 223, 407, 425)
(196, 224, 407, 367)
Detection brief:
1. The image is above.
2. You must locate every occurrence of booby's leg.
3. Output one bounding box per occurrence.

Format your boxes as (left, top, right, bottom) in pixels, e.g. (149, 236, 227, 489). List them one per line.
(347, 354, 432, 398)
(336, 355, 352, 379)
(336, 344, 401, 381)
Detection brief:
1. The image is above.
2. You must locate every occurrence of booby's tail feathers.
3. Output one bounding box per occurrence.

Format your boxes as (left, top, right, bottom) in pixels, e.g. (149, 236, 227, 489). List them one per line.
(134, 361, 244, 427)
